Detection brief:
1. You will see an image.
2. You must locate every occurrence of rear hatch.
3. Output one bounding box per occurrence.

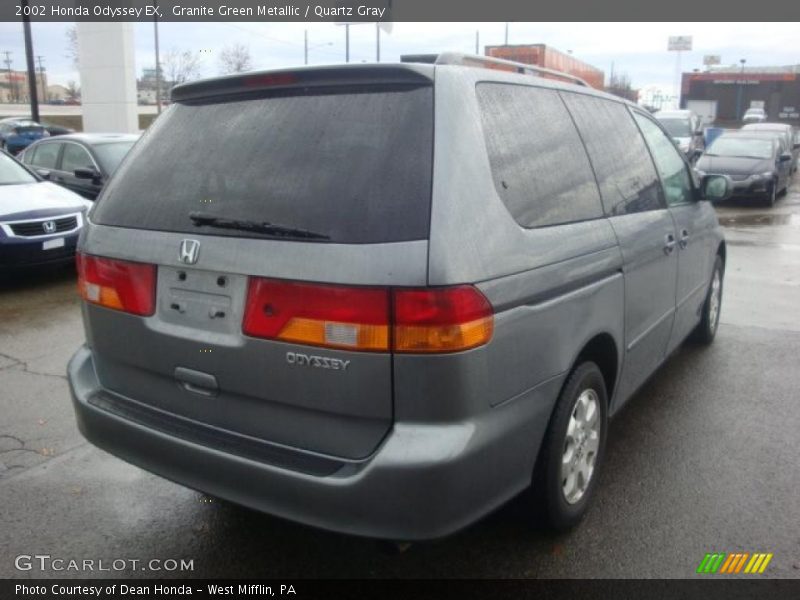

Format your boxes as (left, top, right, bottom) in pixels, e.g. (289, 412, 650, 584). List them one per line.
(80, 66, 434, 462)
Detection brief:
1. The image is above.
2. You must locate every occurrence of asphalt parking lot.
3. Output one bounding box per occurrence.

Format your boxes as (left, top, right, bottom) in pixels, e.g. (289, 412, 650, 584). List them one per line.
(1, 184, 799, 579)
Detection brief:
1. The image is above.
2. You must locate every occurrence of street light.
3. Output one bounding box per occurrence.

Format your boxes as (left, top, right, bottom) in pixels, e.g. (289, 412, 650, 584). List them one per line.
(304, 30, 333, 65)
(736, 58, 746, 121)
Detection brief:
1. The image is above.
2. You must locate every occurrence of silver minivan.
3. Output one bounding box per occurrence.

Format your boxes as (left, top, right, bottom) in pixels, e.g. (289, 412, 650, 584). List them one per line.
(67, 53, 732, 540)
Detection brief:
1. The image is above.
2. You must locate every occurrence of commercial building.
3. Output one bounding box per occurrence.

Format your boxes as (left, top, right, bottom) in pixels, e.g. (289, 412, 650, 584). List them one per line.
(484, 44, 605, 90)
(681, 65, 800, 125)
(0, 69, 48, 103)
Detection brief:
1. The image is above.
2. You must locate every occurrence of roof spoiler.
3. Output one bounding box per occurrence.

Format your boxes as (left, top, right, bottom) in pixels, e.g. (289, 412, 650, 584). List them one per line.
(401, 52, 590, 87)
(170, 64, 434, 102)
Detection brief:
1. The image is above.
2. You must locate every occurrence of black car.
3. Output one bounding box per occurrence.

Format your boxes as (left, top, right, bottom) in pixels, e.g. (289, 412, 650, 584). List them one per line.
(696, 132, 793, 206)
(20, 133, 138, 200)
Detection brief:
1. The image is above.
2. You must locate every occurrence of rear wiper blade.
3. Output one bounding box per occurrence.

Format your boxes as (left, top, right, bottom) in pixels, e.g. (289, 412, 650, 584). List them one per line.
(189, 212, 330, 240)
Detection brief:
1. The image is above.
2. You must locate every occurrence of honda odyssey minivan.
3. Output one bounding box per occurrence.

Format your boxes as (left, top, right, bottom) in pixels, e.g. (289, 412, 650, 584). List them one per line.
(68, 53, 732, 540)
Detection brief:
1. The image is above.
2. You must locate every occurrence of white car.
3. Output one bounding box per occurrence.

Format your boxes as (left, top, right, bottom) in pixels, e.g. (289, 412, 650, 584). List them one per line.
(742, 107, 767, 124)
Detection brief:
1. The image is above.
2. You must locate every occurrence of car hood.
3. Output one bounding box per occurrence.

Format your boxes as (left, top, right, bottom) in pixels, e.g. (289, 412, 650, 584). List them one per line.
(696, 155, 773, 177)
(0, 182, 92, 220)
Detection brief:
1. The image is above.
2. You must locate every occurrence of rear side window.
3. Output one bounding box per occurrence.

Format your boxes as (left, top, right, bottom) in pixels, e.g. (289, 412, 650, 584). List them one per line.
(28, 143, 60, 170)
(92, 85, 433, 244)
(476, 83, 602, 228)
(561, 93, 664, 216)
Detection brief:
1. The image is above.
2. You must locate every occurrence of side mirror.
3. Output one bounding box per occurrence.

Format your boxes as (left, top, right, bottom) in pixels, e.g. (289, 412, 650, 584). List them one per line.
(779, 152, 792, 163)
(701, 174, 733, 203)
(35, 168, 51, 180)
(74, 167, 101, 182)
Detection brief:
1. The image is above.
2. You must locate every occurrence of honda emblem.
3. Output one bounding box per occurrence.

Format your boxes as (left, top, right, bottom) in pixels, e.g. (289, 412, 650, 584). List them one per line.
(178, 239, 201, 265)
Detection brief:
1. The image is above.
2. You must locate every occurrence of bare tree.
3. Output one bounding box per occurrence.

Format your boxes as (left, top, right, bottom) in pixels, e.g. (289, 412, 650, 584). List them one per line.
(65, 25, 79, 69)
(218, 44, 252, 75)
(162, 48, 202, 86)
(605, 72, 638, 103)
(65, 80, 80, 101)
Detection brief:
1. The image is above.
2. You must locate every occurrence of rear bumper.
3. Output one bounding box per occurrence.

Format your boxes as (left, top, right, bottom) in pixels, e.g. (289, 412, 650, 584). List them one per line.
(68, 345, 561, 540)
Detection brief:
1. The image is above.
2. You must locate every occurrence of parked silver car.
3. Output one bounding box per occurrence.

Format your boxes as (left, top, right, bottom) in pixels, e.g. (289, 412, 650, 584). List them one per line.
(67, 54, 732, 540)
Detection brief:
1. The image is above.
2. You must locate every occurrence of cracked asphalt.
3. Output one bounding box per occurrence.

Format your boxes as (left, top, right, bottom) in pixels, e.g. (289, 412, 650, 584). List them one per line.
(1, 183, 799, 579)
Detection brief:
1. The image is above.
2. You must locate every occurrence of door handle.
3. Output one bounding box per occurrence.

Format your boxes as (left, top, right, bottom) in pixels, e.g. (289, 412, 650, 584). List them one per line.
(679, 229, 690, 249)
(664, 234, 676, 255)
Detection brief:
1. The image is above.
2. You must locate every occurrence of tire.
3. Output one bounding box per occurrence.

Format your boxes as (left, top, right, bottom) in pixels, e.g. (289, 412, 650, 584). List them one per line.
(530, 361, 608, 531)
(692, 255, 724, 345)
(763, 182, 777, 207)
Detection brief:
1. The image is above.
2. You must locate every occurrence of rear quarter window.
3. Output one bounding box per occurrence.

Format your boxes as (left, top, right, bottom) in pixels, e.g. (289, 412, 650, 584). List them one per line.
(92, 85, 434, 244)
(476, 83, 603, 228)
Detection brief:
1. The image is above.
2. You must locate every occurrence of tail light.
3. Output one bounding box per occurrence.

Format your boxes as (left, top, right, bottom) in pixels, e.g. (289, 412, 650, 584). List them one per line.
(243, 279, 391, 351)
(243, 278, 493, 353)
(393, 286, 494, 353)
(76, 253, 156, 316)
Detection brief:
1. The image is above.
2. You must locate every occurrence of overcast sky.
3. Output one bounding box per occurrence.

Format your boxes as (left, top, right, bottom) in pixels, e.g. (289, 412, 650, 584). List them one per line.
(0, 21, 798, 96)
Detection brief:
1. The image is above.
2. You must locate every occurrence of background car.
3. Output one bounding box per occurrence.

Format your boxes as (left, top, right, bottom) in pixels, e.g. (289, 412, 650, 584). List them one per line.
(742, 107, 767, 123)
(0, 149, 91, 268)
(696, 131, 792, 206)
(0, 119, 49, 154)
(655, 109, 705, 161)
(742, 122, 799, 172)
(0, 116, 75, 138)
(20, 133, 138, 200)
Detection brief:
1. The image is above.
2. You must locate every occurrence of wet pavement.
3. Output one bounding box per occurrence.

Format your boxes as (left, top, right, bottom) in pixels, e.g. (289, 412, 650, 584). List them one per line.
(1, 185, 799, 579)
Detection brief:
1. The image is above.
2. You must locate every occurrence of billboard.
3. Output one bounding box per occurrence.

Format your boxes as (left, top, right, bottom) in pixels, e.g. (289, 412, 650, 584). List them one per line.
(668, 36, 693, 51)
(703, 55, 721, 66)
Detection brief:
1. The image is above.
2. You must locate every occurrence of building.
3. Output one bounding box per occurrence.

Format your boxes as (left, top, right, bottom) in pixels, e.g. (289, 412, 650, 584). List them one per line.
(484, 44, 605, 90)
(0, 70, 48, 103)
(46, 84, 70, 102)
(681, 65, 800, 125)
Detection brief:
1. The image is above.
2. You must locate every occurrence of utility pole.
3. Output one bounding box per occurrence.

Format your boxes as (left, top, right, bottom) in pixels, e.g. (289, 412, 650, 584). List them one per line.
(36, 55, 45, 103)
(154, 10, 162, 115)
(345, 23, 350, 63)
(3, 51, 15, 103)
(475, 30, 479, 54)
(504, 22, 508, 45)
(376, 22, 380, 62)
(21, 0, 39, 122)
(304, 29, 308, 65)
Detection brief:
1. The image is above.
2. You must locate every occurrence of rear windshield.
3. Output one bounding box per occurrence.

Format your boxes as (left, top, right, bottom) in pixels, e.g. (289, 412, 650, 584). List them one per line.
(657, 118, 691, 138)
(14, 124, 44, 135)
(92, 85, 433, 244)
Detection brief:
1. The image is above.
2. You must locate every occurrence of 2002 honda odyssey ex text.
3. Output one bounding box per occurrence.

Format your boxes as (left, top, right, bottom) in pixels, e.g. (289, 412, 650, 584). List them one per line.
(67, 53, 732, 540)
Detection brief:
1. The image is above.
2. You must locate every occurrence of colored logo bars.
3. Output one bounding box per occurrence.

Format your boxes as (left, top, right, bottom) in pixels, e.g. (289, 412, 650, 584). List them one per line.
(697, 552, 773, 574)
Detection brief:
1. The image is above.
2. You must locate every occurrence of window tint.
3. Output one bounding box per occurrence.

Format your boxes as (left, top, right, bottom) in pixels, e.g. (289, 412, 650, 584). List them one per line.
(476, 83, 603, 228)
(93, 86, 434, 244)
(61, 144, 95, 173)
(561, 93, 663, 215)
(634, 113, 694, 206)
(28, 142, 60, 170)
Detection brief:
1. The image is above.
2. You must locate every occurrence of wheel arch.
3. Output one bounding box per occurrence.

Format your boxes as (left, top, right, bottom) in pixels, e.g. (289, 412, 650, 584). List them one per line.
(572, 332, 620, 405)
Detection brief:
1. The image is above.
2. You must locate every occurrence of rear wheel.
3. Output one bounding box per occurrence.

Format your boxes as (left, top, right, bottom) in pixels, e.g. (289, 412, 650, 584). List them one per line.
(692, 255, 724, 345)
(531, 361, 608, 530)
